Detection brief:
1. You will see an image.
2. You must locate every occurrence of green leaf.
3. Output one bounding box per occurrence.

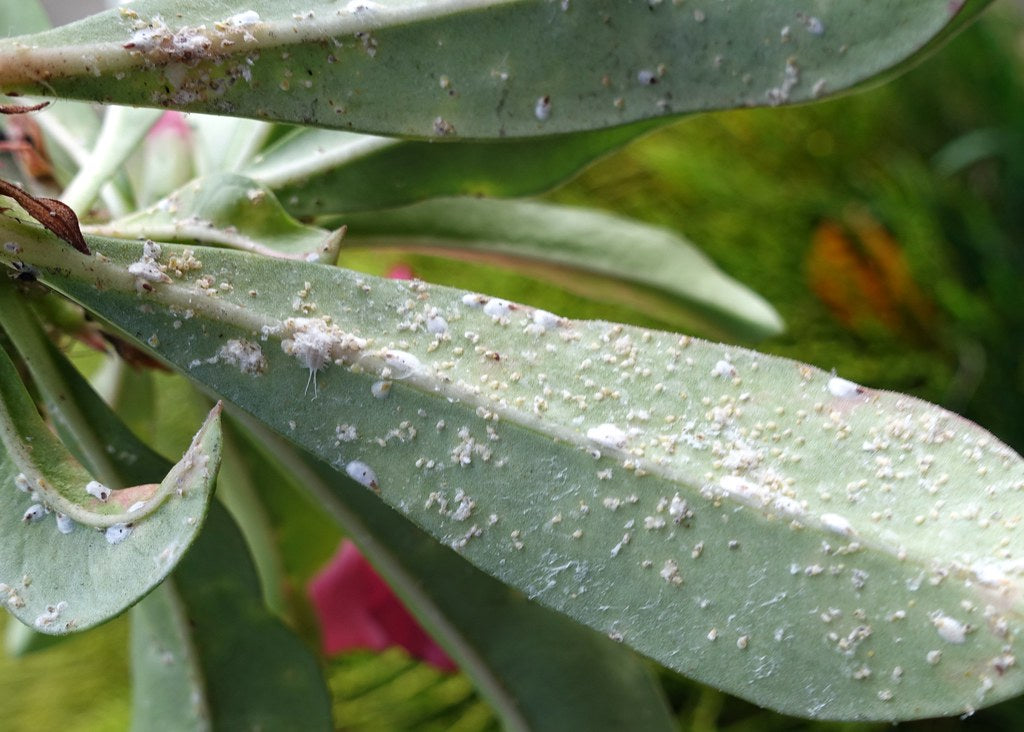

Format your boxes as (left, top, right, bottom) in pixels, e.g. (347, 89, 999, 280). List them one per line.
(5, 222, 1024, 720)
(59, 106, 163, 216)
(238, 419, 676, 731)
(130, 584, 210, 731)
(188, 114, 271, 177)
(244, 121, 663, 215)
(0, 0, 992, 138)
(0, 0, 48, 37)
(132, 504, 333, 731)
(88, 173, 344, 262)
(334, 197, 783, 341)
(0, 340, 222, 632)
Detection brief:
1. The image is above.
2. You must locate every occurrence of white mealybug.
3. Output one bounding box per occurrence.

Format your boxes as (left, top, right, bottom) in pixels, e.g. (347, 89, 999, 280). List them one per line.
(586, 423, 628, 449)
(820, 512, 855, 537)
(13, 473, 31, 493)
(371, 380, 392, 399)
(85, 480, 112, 501)
(346, 460, 379, 491)
(460, 293, 487, 308)
(381, 349, 421, 379)
(425, 314, 449, 335)
(932, 614, 967, 644)
(772, 495, 804, 517)
(22, 504, 46, 523)
(828, 376, 864, 398)
(105, 523, 133, 545)
(55, 513, 74, 535)
(33, 601, 68, 630)
(482, 298, 513, 318)
(128, 500, 147, 513)
(711, 360, 737, 378)
(223, 9, 261, 25)
(718, 476, 768, 507)
(534, 95, 552, 121)
(637, 69, 658, 85)
(531, 309, 563, 331)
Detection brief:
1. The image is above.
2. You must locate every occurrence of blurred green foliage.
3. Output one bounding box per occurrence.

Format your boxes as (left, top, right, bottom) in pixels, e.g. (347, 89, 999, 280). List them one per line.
(4, 5, 1024, 730)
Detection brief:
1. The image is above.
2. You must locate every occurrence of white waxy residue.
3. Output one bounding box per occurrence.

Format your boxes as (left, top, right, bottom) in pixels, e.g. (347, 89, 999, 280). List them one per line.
(381, 349, 421, 379)
(346, 460, 379, 490)
(820, 512, 855, 537)
(34, 601, 68, 629)
(14, 473, 30, 493)
(586, 423, 628, 449)
(371, 380, 392, 399)
(223, 10, 260, 25)
(718, 476, 767, 507)
(217, 339, 267, 375)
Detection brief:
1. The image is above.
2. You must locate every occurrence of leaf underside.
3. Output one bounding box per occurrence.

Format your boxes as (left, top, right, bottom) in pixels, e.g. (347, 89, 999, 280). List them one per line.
(2, 221, 1022, 720)
(0, 0, 988, 139)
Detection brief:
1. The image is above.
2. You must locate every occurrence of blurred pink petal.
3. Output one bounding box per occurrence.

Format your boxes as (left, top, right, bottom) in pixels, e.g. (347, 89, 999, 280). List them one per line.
(149, 111, 191, 139)
(309, 541, 457, 672)
(386, 264, 415, 280)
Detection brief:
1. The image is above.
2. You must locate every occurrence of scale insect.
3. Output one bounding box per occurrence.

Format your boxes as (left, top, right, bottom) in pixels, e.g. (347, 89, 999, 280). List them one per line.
(8, 260, 39, 283)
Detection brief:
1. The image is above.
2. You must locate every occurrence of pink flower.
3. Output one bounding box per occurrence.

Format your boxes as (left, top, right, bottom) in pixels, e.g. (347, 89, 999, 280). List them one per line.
(309, 541, 456, 672)
(386, 264, 415, 280)
(148, 110, 191, 140)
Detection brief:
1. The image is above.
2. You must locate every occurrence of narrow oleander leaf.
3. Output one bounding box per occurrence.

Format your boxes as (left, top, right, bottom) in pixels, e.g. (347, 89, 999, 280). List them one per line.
(135, 112, 196, 207)
(188, 113, 271, 177)
(0, 0, 993, 139)
(0, 0, 48, 37)
(88, 173, 344, 262)
(130, 584, 211, 732)
(335, 197, 783, 341)
(59, 106, 163, 216)
(244, 121, 663, 215)
(0, 340, 222, 633)
(133, 503, 333, 730)
(237, 419, 676, 731)
(3, 221, 1024, 720)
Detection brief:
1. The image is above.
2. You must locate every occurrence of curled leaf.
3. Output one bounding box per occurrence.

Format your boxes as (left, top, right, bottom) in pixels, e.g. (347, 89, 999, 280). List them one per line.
(0, 343, 222, 633)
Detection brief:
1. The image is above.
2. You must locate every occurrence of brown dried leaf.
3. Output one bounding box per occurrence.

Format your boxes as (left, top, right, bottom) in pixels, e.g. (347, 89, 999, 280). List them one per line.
(0, 179, 90, 255)
(0, 101, 49, 114)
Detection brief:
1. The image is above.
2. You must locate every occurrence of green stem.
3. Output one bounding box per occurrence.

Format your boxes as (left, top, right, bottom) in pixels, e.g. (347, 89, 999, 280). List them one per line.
(0, 279, 121, 485)
(59, 106, 162, 216)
